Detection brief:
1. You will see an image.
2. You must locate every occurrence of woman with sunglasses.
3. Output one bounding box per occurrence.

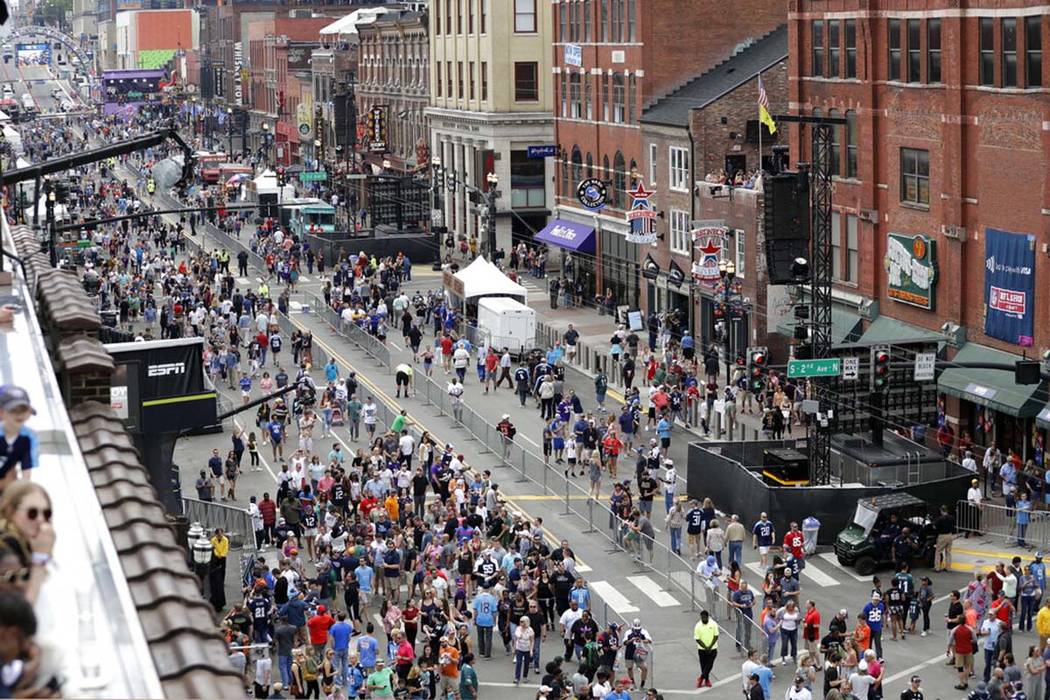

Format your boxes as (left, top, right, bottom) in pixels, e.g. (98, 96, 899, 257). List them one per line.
(0, 481, 54, 605)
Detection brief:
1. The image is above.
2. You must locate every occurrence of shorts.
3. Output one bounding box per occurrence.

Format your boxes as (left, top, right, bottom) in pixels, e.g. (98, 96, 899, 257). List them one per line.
(242, 390, 250, 399)
(360, 590, 372, 605)
(890, 606, 904, 618)
(758, 546, 770, 556)
(304, 527, 318, 538)
(553, 437, 565, 451)
(648, 407, 656, 419)
(396, 371, 410, 386)
(688, 532, 703, 543)
(955, 652, 973, 669)
(567, 345, 577, 356)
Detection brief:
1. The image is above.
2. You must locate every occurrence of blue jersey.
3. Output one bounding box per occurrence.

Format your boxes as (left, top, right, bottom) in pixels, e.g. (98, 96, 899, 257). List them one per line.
(752, 520, 774, 547)
(473, 592, 496, 627)
(862, 602, 885, 632)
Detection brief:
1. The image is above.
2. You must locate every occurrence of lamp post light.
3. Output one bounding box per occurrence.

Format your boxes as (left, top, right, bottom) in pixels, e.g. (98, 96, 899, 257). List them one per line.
(314, 138, 322, 170)
(226, 107, 234, 159)
(484, 171, 500, 259)
(261, 122, 272, 165)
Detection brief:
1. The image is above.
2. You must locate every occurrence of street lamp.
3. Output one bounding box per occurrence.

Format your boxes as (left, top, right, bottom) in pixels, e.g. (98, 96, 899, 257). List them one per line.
(484, 171, 500, 259)
(226, 107, 233, 159)
(382, 158, 392, 171)
(261, 122, 272, 165)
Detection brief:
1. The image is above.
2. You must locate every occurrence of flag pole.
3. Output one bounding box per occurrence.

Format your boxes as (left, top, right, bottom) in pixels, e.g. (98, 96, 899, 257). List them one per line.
(757, 69, 763, 174)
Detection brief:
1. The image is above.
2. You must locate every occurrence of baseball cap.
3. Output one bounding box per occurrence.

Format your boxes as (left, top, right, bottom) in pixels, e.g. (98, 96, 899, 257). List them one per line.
(0, 386, 35, 414)
(539, 687, 553, 694)
(318, 605, 326, 613)
(910, 676, 921, 683)
(632, 619, 642, 629)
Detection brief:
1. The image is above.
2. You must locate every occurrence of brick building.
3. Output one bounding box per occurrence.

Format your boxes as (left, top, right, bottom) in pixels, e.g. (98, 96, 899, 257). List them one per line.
(637, 27, 787, 357)
(790, 0, 1050, 459)
(543, 0, 785, 313)
(357, 9, 430, 173)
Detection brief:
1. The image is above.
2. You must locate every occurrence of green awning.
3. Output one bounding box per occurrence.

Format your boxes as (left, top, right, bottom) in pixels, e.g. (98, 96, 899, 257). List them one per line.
(938, 343, 1047, 417)
(860, 315, 944, 344)
(776, 307, 862, 344)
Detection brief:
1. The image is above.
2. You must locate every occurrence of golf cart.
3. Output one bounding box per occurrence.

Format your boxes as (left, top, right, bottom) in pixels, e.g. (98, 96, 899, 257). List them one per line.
(833, 493, 937, 575)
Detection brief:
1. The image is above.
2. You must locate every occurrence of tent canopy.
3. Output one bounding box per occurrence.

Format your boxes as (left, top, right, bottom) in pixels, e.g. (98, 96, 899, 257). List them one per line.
(319, 8, 390, 37)
(254, 170, 296, 199)
(451, 257, 527, 302)
(25, 199, 69, 220)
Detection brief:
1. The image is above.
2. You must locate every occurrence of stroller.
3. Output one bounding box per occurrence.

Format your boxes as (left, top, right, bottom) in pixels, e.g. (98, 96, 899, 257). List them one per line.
(330, 406, 345, 426)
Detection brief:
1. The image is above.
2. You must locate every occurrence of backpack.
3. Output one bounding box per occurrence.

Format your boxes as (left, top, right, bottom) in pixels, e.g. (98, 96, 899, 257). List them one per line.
(303, 656, 319, 681)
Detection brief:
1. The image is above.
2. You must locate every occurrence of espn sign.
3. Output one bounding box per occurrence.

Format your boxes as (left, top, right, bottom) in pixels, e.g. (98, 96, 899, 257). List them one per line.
(147, 362, 186, 377)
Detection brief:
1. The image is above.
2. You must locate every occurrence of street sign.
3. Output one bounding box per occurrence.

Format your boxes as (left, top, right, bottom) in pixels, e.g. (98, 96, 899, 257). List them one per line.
(914, 352, 936, 381)
(300, 171, 327, 182)
(527, 145, 557, 158)
(787, 358, 842, 379)
(841, 356, 859, 381)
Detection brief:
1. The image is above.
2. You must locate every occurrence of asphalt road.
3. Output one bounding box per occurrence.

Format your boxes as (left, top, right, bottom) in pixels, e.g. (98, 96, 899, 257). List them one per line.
(128, 175, 1021, 700)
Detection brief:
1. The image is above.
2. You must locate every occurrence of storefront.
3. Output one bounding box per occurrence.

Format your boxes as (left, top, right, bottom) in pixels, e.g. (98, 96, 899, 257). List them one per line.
(600, 226, 640, 311)
(533, 218, 597, 300)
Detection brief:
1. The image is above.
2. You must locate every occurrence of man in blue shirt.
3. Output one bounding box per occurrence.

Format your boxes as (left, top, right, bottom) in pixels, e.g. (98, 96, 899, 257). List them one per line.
(329, 611, 354, 686)
(473, 589, 497, 657)
(355, 562, 375, 618)
(570, 579, 590, 610)
(268, 418, 284, 461)
(751, 513, 776, 568)
(357, 622, 379, 673)
(862, 592, 886, 660)
(656, 415, 672, 449)
(325, 358, 339, 383)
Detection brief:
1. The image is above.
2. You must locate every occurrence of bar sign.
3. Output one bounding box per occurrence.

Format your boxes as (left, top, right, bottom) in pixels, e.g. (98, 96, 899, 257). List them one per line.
(527, 145, 557, 158)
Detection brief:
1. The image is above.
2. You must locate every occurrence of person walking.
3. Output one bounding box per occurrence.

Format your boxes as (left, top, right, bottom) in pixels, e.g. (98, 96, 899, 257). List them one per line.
(512, 616, 535, 684)
(694, 609, 719, 688)
(497, 414, 516, 461)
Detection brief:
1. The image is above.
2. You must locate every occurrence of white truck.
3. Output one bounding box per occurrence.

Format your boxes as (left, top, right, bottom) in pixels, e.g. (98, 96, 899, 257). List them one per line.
(476, 296, 536, 357)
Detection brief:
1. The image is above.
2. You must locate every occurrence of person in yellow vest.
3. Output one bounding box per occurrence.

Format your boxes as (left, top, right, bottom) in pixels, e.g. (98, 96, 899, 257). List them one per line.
(146, 178, 155, 195)
(693, 609, 719, 688)
(259, 281, 270, 300)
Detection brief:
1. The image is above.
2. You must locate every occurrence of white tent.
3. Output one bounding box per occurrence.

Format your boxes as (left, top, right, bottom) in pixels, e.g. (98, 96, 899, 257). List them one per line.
(254, 170, 295, 200)
(451, 257, 527, 303)
(24, 198, 70, 221)
(319, 7, 390, 38)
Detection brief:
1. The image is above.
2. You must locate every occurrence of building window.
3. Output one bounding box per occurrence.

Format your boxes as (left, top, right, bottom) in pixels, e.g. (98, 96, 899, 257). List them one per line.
(600, 0, 608, 42)
(627, 74, 636, 123)
(567, 1, 576, 41)
(603, 154, 610, 189)
(469, 62, 475, 99)
(583, 0, 592, 41)
(1003, 18, 1018, 87)
(900, 147, 929, 206)
(457, 0, 462, 33)
(511, 149, 545, 208)
(436, 60, 442, 96)
(468, 0, 474, 33)
(626, 0, 636, 41)
(845, 19, 857, 78)
(1027, 17, 1042, 87)
(668, 146, 688, 192)
(611, 0, 623, 41)
(612, 72, 625, 122)
(613, 151, 626, 208)
(831, 214, 843, 280)
(559, 72, 567, 116)
(480, 0, 487, 33)
(828, 20, 840, 78)
(828, 109, 841, 177)
(846, 110, 858, 178)
(846, 214, 859, 282)
(435, 0, 441, 34)
(888, 19, 901, 80)
(927, 19, 942, 83)
(735, 229, 746, 278)
(584, 73, 592, 119)
(481, 61, 488, 100)
(457, 61, 463, 97)
(569, 72, 581, 118)
(648, 143, 656, 184)
(907, 19, 921, 82)
(514, 62, 539, 101)
(446, 62, 453, 98)
(559, 2, 568, 42)
(812, 20, 824, 77)
(669, 209, 690, 255)
(560, 154, 569, 196)
(514, 0, 537, 33)
(571, 145, 582, 184)
(980, 17, 995, 86)
(601, 72, 609, 121)
(586, 152, 593, 179)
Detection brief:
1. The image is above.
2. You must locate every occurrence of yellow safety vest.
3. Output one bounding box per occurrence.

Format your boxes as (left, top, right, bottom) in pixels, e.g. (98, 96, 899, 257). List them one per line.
(693, 619, 718, 649)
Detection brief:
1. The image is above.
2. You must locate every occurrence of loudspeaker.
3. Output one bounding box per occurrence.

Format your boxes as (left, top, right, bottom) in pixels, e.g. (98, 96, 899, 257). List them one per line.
(764, 172, 811, 284)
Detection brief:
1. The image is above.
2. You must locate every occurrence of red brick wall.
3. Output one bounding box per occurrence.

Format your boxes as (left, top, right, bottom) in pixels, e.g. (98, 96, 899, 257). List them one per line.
(791, 0, 1050, 355)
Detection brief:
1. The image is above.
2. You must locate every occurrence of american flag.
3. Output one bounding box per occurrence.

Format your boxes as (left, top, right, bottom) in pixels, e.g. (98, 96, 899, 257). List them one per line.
(758, 75, 770, 111)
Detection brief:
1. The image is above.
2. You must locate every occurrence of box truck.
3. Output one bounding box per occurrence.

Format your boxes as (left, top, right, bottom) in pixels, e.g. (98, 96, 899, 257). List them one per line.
(476, 296, 536, 356)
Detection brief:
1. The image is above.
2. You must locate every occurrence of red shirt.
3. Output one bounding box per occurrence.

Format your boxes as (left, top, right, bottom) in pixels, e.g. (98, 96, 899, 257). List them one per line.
(803, 609, 821, 641)
(783, 531, 805, 560)
(440, 337, 454, 355)
(951, 623, 975, 654)
(307, 613, 335, 644)
(995, 600, 1014, 626)
(258, 499, 277, 525)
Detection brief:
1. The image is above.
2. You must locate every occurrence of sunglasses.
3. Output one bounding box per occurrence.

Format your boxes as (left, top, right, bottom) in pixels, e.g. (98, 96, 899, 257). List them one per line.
(23, 507, 52, 522)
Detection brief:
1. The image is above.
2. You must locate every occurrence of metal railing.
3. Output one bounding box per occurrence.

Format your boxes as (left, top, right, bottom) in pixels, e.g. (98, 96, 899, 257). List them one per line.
(955, 498, 1050, 550)
(181, 496, 257, 551)
(299, 290, 392, 369)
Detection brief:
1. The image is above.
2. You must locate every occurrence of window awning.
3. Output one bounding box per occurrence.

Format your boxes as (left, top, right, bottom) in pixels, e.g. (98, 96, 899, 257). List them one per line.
(938, 343, 1048, 418)
(775, 307, 863, 344)
(533, 219, 596, 253)
(859, 315, 945, 345)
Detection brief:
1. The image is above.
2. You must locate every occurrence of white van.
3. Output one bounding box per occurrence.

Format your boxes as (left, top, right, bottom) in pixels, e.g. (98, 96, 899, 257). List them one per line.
(476, 296, 536, 356)
(20, 94, 34, 111)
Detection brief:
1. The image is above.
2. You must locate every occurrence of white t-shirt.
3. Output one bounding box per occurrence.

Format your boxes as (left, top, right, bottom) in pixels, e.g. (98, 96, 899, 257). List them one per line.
(559, 608, 582, 639)
(399, 434, 415, 456)
(362, 403, 378, 425)
(968, 486, 983, 505)
(591, 680, 611, 699)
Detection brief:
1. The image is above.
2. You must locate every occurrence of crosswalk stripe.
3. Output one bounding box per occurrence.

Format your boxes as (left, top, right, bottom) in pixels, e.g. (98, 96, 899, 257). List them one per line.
(589, 580, 639, 614)
(299, 275, 311, 282)
(817, 553, 869, 581)
(289, 301, 303, 313)
(576, 564, 593, 573)
(800, 560, 839, 587)
(745, 562, 766, 581)
(237, 277, 251, 286)
(627, 575, 679, 607)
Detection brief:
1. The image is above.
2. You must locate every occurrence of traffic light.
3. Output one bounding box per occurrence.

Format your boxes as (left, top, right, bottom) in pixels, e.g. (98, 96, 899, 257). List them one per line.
(870, 345, 891, 391)
(748, 346, 768, 394)
(276, 166, 286, 187)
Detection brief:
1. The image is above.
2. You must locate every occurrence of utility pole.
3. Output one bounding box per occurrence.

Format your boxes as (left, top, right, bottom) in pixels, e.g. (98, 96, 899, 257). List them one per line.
(44, 179, 56, 266)
(484, 171, 499, 259)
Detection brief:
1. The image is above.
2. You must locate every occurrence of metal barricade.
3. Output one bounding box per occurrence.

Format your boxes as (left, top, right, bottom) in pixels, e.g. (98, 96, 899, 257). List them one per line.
(181, 497, 256, 551)
(955, 498, 1050, 549)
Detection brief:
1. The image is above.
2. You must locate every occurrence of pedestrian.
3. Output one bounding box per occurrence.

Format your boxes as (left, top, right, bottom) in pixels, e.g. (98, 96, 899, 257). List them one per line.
(693, 609, 719, 688)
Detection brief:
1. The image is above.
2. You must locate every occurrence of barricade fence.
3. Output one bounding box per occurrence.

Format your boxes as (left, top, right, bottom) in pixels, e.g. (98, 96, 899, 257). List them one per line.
(955, 498, 1050, 550)
(182, 496, 256, 551)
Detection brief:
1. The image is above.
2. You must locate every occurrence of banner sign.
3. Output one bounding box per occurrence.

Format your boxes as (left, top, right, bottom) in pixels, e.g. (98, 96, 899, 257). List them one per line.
(233, 42, 244, 106)
(368, 105, 388, 153)
(885, 233, 937, 310)
(984, 227, 1036, 346)
(564, 43, 582, 67)
(625, 181, 658, 244)
(690, 223, 727, 286)
(576, 177, 607, 211)
(668, 259, 685, 287)
(642, 253, 659, 280)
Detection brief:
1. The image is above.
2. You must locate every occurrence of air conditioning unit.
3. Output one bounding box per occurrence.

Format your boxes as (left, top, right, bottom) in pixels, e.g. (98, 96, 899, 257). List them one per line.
(942, 224, 967, 241)
(857, 208, 878, 223)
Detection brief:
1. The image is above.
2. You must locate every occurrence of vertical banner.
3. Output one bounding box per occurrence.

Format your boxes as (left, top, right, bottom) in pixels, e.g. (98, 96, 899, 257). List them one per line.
(984, 227, 1036, 346)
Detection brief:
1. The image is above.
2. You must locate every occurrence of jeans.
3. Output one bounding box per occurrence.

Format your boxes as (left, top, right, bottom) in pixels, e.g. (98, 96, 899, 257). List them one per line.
(670, 527, 682, 554)
(532, 635, 542, 671)
(735, 611, 753, 651)
(333, 649, 349, 687)
(349, 417, 359, 441)
(1022, 596, 1037, 631)
(870, 629, 883, 659)
(780, 628, 797, 660)
(1019, 522, 1029, 546)
(984, 647, 997, 682)
(278, 654, 292, 686)
(664, 491, 674, 513)
(728, 541, 743, 568)
(477, 626, 493, 657)
(514, 649, 531, 681)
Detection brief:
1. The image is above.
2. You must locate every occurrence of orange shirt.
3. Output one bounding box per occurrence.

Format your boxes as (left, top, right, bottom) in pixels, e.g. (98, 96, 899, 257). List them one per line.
(440, 646, 460, 677)
(965, 607, 978, 628)
(385, 495, 399, 521)
(853, 623, 871, 651)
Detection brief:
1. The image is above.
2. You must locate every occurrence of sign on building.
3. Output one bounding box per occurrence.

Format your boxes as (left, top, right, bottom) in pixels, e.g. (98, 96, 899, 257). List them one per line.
(914, 352, 936, 381)
(885, 233, 937, 310)
(985, 227, 1036, 346)
(690, 222, 727, 286)
(368, 105, 388, 153)
(625, 181, 657, 244)
(564, 43, 582, 67)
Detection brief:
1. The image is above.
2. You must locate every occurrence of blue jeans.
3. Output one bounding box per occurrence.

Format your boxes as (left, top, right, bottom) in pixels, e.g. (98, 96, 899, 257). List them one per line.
(664, 492, 674, 513)
(514, 649, 531, 681)
(670, 527, 682, 554)
(1019, 522, 1029, 546)
(728, 541, 743, 567)
(278, 654, 292, 686)
(333, 648, 349, 686)
(1021, 595, 1037, 631)
(532, 635, 542, 671)
(984, 647, 996, 682)
(779, 628, 797, 660)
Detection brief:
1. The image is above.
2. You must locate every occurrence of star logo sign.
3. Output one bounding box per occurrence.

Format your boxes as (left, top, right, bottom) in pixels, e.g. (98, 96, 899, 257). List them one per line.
(628, 182, 656, 209)
(697, 240, 721, 258)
